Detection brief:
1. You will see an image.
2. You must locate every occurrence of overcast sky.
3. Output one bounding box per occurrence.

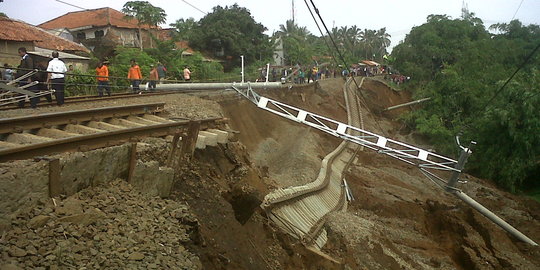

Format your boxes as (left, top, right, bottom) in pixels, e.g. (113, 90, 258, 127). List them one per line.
(1, 0, 539, 51)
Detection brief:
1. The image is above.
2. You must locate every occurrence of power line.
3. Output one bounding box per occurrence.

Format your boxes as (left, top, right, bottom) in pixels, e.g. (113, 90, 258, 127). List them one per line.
(511, 0, 525, 21)
(55, 0, 87, 11)
(477, 41, 540, 114)
(304, 0, 388, 136)
(180, 0, 207, 15)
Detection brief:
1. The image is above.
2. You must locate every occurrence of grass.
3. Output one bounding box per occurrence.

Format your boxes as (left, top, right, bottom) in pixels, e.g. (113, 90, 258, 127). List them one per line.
(526, 188, 540, 203)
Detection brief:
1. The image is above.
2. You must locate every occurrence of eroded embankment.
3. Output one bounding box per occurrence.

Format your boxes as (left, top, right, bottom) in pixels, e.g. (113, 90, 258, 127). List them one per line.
(224, 77, 540, 269)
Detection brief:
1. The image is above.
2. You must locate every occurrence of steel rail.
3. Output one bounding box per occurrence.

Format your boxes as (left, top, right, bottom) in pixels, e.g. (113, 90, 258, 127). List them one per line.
(0, 103, 166, 134)
(0, 117, 222, 162)
(0, 91, 180, 111)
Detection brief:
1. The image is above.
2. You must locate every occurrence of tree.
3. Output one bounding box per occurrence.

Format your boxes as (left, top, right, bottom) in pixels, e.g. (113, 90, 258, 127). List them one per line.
(276, 20, 314, 65)
(375, 28, 391, 58)
(278, 20, 310, 39)
(392, 14, 540, 192)
(189, 4, 273, 70)
(170, 18, 197, 41)
(122, 1, 167, 50)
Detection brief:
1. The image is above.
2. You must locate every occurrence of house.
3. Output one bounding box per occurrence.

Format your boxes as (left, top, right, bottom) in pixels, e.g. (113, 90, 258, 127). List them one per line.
(157, 29, 195, 56)
(0, 16, 90, 70)
(38, 7, 156, 56)
(157, 29, 220, 62)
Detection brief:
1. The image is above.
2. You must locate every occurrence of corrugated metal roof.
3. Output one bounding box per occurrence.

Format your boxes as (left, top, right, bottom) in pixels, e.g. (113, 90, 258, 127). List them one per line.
(0, 17, 89, 53)
(361, 60, 380, 66)
(30, 47, 90, 60)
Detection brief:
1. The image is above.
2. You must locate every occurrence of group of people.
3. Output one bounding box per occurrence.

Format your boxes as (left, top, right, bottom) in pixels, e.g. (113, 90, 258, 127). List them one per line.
(5, 47, 68, 108)
(3, 48, 194, 108)
(98, 59, 191, 95)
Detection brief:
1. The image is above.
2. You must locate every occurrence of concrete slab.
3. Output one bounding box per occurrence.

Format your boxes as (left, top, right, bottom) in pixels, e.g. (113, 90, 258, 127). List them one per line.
(64, 124, 104, 135)
(127, 116, 160, 125)
(5, 133, 52, 144)
(0, 140, 20, 149)
(87, 121, 123, 131)
(195, 134, 206, 149)
(199, 131, 218, 146)
(36, 128, 79, 139)
(207, 129, 229, 144)
(142, 114, 173, 123)
(108, 118, 145, 128)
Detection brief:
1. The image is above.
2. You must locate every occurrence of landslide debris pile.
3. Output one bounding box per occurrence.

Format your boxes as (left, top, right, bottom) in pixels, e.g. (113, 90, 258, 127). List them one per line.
(1, 180, 202, 269)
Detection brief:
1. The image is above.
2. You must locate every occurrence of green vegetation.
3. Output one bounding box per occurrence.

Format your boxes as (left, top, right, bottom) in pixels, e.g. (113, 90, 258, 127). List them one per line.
(393, 15, 540, 192)
(185, 4, 273, 71)
(122, 1, 167, 50)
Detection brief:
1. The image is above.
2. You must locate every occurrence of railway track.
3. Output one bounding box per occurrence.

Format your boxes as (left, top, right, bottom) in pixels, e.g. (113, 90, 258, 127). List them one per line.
(0, 91, 185, 111)
(261, 77, 365, 249)
(0, 103, 221, 162)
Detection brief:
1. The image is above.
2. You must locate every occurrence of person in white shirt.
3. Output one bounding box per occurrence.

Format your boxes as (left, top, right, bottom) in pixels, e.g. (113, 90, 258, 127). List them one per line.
(46, 51, 67, 105)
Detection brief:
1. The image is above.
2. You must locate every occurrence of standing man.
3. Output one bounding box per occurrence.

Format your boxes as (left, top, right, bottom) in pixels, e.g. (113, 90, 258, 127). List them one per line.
(183, 66, 191, 82)
(148, 64, 158, 91)
(95, 61, 110, 97)
(128, 59, 142, 93)
(156, 62, 166, 84)
(36, 62, 52, 103)
(46, 51, 67, 106)
(16, 47, 39, 108)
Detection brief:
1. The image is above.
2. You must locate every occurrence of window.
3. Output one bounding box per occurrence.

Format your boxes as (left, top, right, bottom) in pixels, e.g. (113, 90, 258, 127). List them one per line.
(94, 30, 104, 38)
(76, 32, 86, 40)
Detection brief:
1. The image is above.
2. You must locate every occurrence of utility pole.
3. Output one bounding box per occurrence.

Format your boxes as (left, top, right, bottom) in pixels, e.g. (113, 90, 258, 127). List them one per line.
(291, 0, 295, 23)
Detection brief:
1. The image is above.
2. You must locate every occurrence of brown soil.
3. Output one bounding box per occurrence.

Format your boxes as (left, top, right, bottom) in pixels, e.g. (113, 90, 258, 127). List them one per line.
(1, 78, 539, 269)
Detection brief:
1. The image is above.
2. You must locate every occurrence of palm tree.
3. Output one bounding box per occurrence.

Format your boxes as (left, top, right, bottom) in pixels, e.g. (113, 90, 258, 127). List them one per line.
(360, 29, 377, 59)
(375, 28, 391, 59)
(278, 20, 310, 40)
(345, 25, 361, 58)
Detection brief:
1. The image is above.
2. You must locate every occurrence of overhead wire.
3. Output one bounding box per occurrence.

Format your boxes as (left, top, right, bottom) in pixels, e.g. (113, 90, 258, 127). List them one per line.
(304, 0, 389, 136)
(511, 0, 525, 21)
(476, 41, 540, 114)
(179, 0, 208, 15)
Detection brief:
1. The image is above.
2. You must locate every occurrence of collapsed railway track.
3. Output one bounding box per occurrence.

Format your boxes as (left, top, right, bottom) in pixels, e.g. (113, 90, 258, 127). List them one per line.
(0, 102, 221, 162)
(261, 77, 365, 250)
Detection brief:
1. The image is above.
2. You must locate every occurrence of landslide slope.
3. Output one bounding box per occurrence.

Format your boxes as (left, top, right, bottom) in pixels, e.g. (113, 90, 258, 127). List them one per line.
(222, 78, 540, 269)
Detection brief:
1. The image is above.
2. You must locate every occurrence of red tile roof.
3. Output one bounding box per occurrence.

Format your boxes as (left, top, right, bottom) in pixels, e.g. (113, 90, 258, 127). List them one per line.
(39, 7, 152, 30)
(157, 29, 195, 54)
(0, 17, 89, 53)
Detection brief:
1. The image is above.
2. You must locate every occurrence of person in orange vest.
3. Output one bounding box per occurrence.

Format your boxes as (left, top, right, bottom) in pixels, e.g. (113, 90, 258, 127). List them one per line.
(95, 61, 110, 97)
(127, 59, 142, 93)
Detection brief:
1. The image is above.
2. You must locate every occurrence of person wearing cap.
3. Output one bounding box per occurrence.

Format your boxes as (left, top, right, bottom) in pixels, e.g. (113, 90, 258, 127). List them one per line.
(96, 61, 110, 97)
(149, 64, 158, 91)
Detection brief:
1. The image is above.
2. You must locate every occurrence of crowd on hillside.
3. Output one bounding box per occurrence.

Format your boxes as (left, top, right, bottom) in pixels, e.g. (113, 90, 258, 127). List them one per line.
(258, 63, 409, 85)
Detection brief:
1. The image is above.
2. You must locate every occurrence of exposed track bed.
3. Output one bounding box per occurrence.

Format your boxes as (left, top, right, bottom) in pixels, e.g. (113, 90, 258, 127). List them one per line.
(261, 77, 365, 250)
